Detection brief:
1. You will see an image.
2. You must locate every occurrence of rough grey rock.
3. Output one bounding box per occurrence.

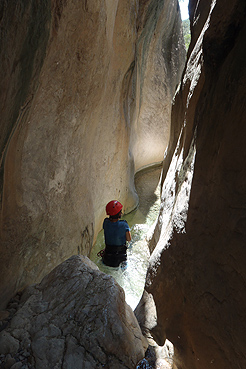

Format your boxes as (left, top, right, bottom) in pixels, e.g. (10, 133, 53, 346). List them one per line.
(0, 331, 19, 355)
(1, 255, 147, 369)
(10, 363, 22, 369)
(0, 311, 10, 320)
(5, 354, 16, 368)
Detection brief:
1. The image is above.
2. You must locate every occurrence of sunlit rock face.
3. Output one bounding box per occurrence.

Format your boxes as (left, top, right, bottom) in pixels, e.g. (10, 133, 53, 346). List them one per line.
(0, 0, 185, 308)
(129, 0, 186, 171)
(140, 0, 246, 368)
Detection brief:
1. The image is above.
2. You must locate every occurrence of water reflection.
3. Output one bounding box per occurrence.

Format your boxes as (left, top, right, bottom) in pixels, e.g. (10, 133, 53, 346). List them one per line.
(90, 164, 162, 310)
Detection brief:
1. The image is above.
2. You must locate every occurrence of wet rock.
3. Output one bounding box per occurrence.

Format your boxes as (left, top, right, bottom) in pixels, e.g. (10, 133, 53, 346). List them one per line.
(135, 339, 175, 369)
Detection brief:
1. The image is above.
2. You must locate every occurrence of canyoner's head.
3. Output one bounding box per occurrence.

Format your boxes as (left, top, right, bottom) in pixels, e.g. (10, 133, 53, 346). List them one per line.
(106, 200, 123, 219)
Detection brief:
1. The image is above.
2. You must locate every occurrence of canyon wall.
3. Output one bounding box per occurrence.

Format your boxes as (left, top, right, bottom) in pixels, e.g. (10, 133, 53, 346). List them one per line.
(129, 0, 186, 171)
(140, 0, 246, 368)
(0, 0, 185, 308)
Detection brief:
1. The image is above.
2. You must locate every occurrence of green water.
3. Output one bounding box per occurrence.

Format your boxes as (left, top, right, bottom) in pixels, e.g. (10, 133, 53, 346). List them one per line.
(90, 164, 162, 310)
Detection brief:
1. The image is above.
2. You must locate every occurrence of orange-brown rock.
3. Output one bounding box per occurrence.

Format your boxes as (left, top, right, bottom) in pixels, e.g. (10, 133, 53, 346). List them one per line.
(138, 0, 246, 368)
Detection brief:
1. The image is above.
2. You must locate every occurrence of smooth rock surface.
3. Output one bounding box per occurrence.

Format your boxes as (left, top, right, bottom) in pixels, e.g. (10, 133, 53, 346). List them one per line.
(130, 0, 186, 171)
(0, 0, 185, 308)
(0, 255, 147, 369)
(138, 0, 246, 368)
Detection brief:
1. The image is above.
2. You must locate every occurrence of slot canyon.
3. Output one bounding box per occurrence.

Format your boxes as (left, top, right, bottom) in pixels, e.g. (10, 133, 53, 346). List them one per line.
(0, 0, 246, 368)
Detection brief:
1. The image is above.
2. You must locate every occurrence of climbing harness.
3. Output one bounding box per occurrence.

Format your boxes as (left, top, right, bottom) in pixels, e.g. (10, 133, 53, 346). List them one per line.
(97, 249, 105, 257)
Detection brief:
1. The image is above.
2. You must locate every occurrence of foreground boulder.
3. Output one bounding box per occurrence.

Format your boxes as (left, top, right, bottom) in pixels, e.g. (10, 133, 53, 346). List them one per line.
(0, 256, 147, 369)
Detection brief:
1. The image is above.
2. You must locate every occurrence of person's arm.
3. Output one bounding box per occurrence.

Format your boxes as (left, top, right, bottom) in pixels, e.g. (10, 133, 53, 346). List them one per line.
(126, 230, 131, 241)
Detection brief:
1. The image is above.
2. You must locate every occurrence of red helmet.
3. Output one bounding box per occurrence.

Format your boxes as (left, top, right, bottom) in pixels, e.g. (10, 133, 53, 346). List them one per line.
(106, 200, 123, 216)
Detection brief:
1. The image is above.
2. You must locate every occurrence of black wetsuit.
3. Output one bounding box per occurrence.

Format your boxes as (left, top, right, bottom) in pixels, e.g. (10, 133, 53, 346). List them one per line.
(102, 218, 130, 267)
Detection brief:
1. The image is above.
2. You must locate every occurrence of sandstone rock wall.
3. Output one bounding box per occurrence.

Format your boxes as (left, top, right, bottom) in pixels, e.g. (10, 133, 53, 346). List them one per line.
(140, 0, 246, 368)
(0, 0, 185, 307)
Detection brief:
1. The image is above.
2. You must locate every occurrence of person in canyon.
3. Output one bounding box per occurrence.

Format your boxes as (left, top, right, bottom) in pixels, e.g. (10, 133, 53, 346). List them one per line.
(102, 200, 132, 267)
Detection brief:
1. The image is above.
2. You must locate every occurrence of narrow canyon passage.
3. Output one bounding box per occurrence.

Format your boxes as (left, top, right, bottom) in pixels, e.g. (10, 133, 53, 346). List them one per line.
(0, 0, 245, 367)
(89, 165, 162, 310)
